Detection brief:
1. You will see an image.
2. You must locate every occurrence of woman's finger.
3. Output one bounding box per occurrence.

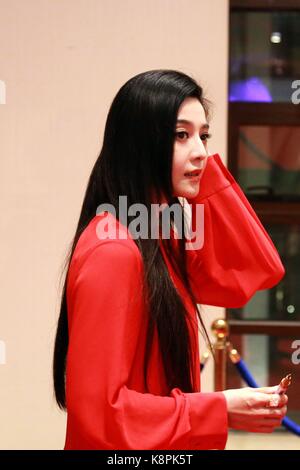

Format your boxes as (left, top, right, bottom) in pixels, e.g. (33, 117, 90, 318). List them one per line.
(263, 406, 287, 418)
(254, 386, 278, 394)
(265, 394, 288, 408)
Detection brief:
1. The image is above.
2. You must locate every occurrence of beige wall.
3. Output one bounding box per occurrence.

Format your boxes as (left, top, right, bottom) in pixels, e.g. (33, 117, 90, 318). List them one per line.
(0, 0, 229, 449)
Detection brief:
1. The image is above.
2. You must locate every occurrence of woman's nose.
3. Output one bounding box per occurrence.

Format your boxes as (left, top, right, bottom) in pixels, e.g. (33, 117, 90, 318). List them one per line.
(192, 137, 208, 158)
(197, 153, 207, 161)
(191, 155, 207, 171)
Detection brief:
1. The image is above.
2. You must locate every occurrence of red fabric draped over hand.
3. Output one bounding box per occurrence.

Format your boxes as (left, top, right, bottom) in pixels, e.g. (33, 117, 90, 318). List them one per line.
(186, 153, 285, 308)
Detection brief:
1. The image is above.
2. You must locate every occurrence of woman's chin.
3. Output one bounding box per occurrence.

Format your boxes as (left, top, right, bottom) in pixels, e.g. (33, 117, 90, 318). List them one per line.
(174, 185, 200, 199)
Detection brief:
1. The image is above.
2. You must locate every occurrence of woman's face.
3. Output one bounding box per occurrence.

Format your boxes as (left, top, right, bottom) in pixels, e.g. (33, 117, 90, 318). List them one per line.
(172, 97, 210, 199)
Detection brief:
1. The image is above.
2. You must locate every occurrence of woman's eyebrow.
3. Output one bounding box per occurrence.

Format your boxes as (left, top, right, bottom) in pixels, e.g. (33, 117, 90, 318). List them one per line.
(176, 119, 209, 130)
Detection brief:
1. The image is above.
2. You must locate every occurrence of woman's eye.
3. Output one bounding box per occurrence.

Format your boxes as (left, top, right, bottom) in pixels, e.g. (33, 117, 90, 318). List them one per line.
(175, 131, 212, 142)
(175, 131, 188, 140)
(201, 133, 212, 142)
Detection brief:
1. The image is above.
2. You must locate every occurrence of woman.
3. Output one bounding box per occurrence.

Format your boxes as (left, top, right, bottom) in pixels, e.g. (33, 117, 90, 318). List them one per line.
(53, 69, 288, 450)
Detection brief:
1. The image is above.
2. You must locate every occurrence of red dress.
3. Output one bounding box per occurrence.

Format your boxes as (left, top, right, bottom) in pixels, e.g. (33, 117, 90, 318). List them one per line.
(64, 153, 285, 450)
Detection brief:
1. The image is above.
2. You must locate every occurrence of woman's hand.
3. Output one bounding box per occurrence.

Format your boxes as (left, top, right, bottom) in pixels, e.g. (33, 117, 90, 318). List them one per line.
(222, 386, 288, 433)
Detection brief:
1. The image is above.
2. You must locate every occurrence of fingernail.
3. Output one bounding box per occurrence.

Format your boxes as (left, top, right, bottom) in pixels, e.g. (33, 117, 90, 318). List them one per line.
(268, 396, 280, 407)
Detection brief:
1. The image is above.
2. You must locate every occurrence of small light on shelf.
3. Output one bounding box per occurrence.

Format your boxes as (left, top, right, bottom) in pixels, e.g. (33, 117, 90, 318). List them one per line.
(271, 32, 282, 44)
(287, 305, 295, 314)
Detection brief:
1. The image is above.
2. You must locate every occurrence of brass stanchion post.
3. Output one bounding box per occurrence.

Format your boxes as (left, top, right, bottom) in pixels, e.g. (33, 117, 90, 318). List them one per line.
(211, 319, 229, 391)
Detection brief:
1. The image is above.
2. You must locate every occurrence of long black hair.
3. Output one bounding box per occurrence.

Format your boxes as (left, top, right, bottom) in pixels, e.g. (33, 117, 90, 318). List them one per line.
(53, 69, 213, 410)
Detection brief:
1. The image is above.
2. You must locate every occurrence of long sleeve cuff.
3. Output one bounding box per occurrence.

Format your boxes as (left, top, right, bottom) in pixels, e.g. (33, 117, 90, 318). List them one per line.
(185, 153, 285, 308)
(185, 391, 228, 450)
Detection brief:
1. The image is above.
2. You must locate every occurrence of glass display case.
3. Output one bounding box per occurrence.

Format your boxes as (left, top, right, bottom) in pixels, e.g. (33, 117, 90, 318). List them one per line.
(230, 10, 300, 103)
(227, 0, 300, 421)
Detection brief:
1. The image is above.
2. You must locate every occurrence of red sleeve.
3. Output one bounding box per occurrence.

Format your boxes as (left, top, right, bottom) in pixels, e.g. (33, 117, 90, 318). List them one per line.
(186, 153, 285, 308)
(65, 241, 228, 450)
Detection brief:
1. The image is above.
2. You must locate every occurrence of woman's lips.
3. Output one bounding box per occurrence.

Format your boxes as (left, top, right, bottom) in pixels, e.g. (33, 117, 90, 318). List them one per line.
(184, 171, 202, 181)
